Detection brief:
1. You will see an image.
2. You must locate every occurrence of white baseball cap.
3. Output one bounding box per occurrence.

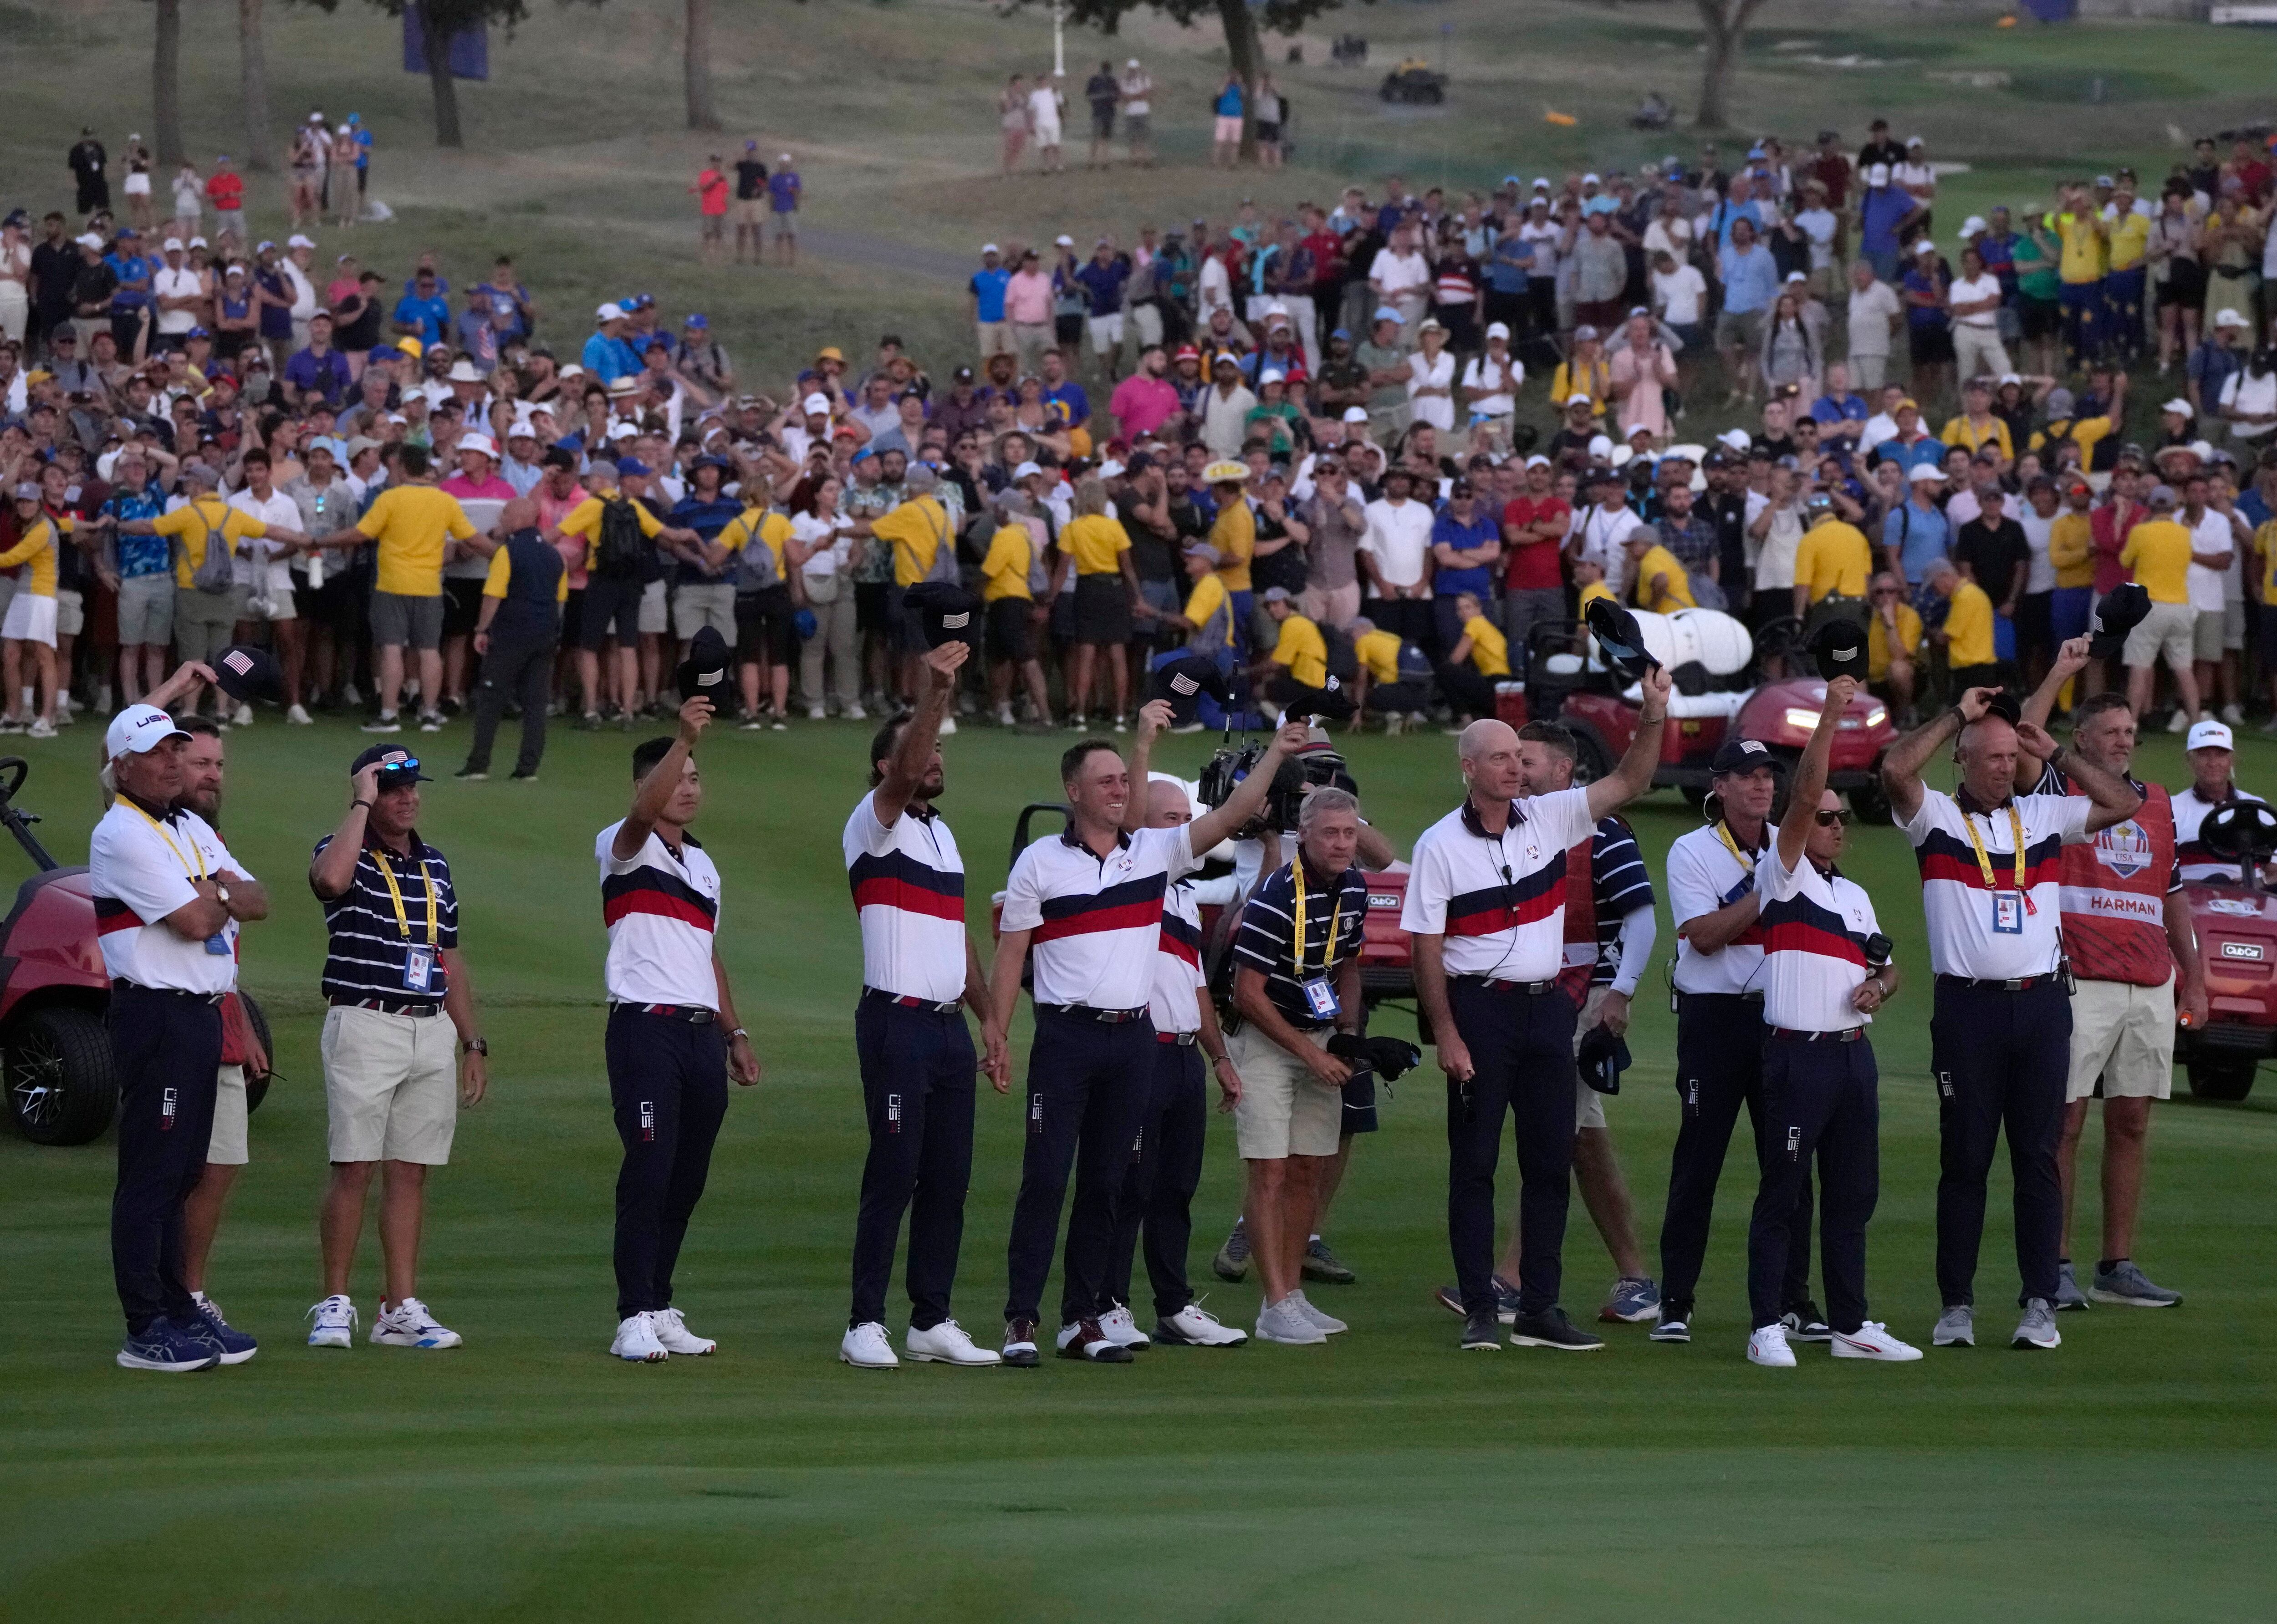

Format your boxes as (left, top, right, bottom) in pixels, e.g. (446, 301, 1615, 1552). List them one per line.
(2163, 397, 2194, 417)
(458, 432, 497, 459)
(2215, 308, 2248, 329)
(802, 392, 831, 414)
(2187, 719, 2235, 752)
(981, 242, 1000, 255)
(596, 302, 627, 321)
(286, 233, 315, 249)
(1342, 407, 1370, 423)
(1909, 462, 1948, 483)
(105, 703, 190, 761)
(1485, 321, 1512, 340)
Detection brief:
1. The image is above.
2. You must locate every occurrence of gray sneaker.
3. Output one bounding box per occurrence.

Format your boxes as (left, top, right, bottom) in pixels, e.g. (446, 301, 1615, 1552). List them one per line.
(1932, 1305, 1975, 1347)
(2090, 1260, 2181, 1308)
(2054, 1261, 2091, 1312)
(2012, 1297, 2061, 1349)
(1302, 1235, 1356, 1285)
(1289, 1289, 1347, 1335)
(1255, 1295, 1327, 1346)
(1601, 1276, 1661, 1324)
(1212, 1220, 1251, 1283)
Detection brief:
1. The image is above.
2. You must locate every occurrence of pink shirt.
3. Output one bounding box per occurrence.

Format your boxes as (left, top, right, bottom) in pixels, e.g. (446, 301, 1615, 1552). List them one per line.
(440, 472, 519, 502)
(1108, 374, 1179, 439)
(536, 481, 592, 588)
(1004, 270, 1054, 326)
(1611, 344, 1676, 440)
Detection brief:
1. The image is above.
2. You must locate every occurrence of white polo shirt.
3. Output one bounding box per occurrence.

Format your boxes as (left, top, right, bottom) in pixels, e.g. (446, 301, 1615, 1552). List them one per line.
(1402, 787, 1593, 980)
(1001, 823, 1197, 1010)
(843, 790, 967, 1005)
(1572, 501, 1644, 598)
(1899, 787, 2089, 980)
(91, 799, 246, 994)
(2172, 782, 2268, 883)
(596, 820, 722, 1008)
(1149, 878, 1206, 1036)
(1358, 497, 1435, 591)
(1667, 820, 1775, 996)
(1758, 844, 1880, 1032)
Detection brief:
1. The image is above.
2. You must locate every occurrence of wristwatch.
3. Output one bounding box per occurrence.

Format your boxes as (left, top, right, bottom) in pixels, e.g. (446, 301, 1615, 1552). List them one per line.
(729, 1026, 750, 1041)
(462, 1037, 488, 1056)
(214, 884, 231, 905)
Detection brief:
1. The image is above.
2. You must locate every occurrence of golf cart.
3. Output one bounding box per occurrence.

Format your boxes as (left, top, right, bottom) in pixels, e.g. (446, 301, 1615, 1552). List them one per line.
(1380, 60, 1447, 104)
(0, 756, 271, 1145)
(2174, 799, 2277, 1100)
(1493, 607, 1897, 817)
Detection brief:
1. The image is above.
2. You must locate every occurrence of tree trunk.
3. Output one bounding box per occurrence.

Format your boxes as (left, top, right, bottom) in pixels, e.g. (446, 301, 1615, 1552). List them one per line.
(153, 0, 184, 168)
(239, 0, 276, 173)
(419, 2, 465, 148)
(684, 0, 721, 130)
(1215, 0, 1259, 162)
(1695, 0, 1766, 130)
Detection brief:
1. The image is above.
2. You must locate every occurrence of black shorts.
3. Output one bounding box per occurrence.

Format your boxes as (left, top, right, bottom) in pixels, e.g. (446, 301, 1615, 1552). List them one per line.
(2158, 260, 2207, 309)
(1091, 107, 1115, 139)
(735, 585, 796, 666)
(854, 580, 891, 635)
(2021, 295, 2063, 340)
(1908, 326, 1955, 365)
(1055, 313, 1083, 346)
(1072, 572, 1131, 644)
(987, 595, 1033, 662)
(562, 586, 586, 648)
(1256, 121, 1281, 143)
(1342, 1065, 1378, 1136)
(442, 577, 485, 637)
(580, 573, 645, 651)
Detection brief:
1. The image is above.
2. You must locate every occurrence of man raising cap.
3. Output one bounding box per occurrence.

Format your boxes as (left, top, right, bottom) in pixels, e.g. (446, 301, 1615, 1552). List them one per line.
(985, 704, 1308, 1365)
(1650, 735, 1817, 1347)
(596, 695, 763, 1362)
(96, 696, 269, 1372)
(1403, 670, 1675, 1354)
(839, 641, 1009, 1370)
(1879, 682, 2139, 1351)
(2021, 647, 2203, 1313)
(305, 744, 487, 1354)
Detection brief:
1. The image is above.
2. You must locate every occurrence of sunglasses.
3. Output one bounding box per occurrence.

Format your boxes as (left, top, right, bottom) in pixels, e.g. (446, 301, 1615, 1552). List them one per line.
(1813, 808, 1854, 828)
(375, 757, 420, 780)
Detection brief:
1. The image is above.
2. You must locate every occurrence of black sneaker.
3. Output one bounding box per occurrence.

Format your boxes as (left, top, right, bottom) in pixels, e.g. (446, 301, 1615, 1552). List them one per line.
(1508, 1306, 1606, 1351)
(1649, 1309, 1692, 1344)
(453, 765, 488, 781)
(509, 768, 540, 782)
(1434, 1274, 1521, 1323)
(1460, 1309, 1501, 1351)
(1781, 1301, 1833, 1343)
(1001, 1318, 1041, 1368)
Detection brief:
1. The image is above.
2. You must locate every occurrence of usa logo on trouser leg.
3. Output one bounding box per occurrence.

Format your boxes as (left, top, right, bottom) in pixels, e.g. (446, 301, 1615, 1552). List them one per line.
(1786, 1125, 1802, 1161)
(1029, 1092, 1043, 1134)
(161, 1087, 177, 1131)
(639, 1101, 656, 1142)
(886, 1092, 902, 1135)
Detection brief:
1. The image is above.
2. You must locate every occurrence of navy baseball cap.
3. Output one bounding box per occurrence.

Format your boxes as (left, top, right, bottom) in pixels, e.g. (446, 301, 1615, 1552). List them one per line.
(1709, 736, 1783, 777)
(351, 744, 432, 783)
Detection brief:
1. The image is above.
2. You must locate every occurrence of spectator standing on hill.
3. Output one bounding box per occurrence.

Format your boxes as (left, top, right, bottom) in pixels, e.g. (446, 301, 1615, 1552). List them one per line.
(732, 143, 768, 266)
(692, 158, 729, 266)
(769, 155, 802, 267)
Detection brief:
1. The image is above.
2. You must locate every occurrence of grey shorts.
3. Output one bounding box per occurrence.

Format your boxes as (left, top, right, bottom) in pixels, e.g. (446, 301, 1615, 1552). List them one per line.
(174, 585, 245, 665)
(640, 578, 669, 636)
(371, 589, 445, 651)
(53, 588, 84, 638)
(672, 581, 738, 639)
(1715, 307, 1766, 353)
(116, 574, 175, 645)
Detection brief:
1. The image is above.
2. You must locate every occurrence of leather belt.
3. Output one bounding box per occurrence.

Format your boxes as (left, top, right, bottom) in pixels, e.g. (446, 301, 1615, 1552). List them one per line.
(1677, 989, 1764, 1003)
(1935, 973, 2055, 993)
(863, 987, 960, 1014)
(329, 995, 442, 1018)
(1039, 1003, 1147, 1024)
(1769, 1026, 1864, 1043)
(610, 1002, 717, 1023)
(1455, 975, 1556, 995)
(1156, 1030, 1199, 1046)
(114, 980, 224, 1005)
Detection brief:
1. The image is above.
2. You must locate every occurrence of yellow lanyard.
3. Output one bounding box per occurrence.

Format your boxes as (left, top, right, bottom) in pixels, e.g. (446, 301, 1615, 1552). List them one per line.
(122, 800, 207, 881)
(1961, 804, 2034, 910)
(1712, 819, 1759, 873)
(1288, 860, 1346, 978)
(370, 847, 439, 945)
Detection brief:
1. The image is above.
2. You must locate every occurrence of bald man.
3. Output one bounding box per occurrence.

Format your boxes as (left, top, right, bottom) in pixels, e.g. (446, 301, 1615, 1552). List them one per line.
(1403, 679, 1673, 1354)
(457, 495, 566, 783)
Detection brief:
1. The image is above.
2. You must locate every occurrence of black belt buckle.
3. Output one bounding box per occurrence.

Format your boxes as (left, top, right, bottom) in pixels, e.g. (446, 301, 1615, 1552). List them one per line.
(1051, 1003, 1144, 1024)
(617, 1002, 717, 1023)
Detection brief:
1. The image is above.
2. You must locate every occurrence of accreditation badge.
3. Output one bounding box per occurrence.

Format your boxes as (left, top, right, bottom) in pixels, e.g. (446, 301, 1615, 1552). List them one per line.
(1991, 893, 2024, 936)
(403, 943, 437, 993)
(1302, 977, 1342, 1020)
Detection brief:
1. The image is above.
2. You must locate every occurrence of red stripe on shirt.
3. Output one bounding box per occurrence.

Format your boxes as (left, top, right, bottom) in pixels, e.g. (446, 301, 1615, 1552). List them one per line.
(852, 876, 967, 922)
(1032, 897, 1164, 943)
(603, 891, 718, 932)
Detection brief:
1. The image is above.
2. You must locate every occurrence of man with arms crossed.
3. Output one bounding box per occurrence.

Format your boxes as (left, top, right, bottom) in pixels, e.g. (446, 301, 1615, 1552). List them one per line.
(1880, 683, 2138, 1351)
(2021, 647, 2203, 1311)
(1403, 681, 1674, 1354)
(985, 707, 1304, 1365)
(839, 642, 1010, 1370)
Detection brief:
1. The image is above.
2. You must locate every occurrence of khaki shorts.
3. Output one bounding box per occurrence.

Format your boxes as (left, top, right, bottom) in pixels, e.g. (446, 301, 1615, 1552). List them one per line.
(672, 581, 737, 639)
(207, 1063, 250, 1166)
(2066, 974, 2175, 1103)
(53, 588, 84, 638)
(735, 198, 764, 226)
(2124, 600, 2194, 669)
(322, 1003, 459, 1164)
(1572, 983, 1614, 1131)
(117, 573, 175, 645)
(639, 577, 670, 636)
(1230, 1022, 1343, 1160)
(2193, 608, 2226, 664)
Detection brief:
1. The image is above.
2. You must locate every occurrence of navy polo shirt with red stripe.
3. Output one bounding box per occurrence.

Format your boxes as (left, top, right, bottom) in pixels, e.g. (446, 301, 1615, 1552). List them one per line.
(1758, 843, 1881, 1032)
(1001, 822, 1197, 1010)
(843, 789, 968, 1004)
(1401, 786, 1594, 980)
(596, 819, 723, 1008)
(1897, 786, 2088, 981)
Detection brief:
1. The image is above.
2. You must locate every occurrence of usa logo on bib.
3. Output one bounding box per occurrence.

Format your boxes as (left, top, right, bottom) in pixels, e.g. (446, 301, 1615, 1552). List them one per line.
(2094, 819, 2153, 881)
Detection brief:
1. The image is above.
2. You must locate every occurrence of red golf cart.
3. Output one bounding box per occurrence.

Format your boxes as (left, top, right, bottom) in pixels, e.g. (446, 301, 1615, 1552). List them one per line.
(2174, 799, 2277, 1100)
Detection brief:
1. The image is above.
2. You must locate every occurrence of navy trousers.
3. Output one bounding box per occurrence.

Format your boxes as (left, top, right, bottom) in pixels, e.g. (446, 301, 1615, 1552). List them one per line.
(1932, 978, 2069, 1309)
(1003, 1008, 1155, 1329)
(1103, 1037, 1207, 1321)
(1446, 980, 1578, 1319)
(1658, 992, 1814, 1319)
(849, 993, 978, 1331)
(109, 985, 225, 1336)
(1748, 1031, 1880, 1333)
(606, 1008, 728, 1320)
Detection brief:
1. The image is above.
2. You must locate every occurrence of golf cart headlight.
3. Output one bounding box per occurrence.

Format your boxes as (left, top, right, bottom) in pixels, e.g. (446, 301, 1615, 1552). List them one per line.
(1863, 704, 1888, 729)
(1782, 707, 1820, 733)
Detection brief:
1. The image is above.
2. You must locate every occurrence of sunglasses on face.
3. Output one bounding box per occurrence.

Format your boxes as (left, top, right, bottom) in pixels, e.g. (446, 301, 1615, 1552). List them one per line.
(1813, 808, 1854, 828)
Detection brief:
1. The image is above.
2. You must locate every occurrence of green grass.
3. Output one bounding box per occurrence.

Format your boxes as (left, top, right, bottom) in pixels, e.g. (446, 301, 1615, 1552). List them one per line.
(2, 712, 2274, 1618)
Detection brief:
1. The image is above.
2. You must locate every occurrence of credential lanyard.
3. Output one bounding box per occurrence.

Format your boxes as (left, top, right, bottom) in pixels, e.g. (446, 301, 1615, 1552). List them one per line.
(1713, 819, 1758, 874)
(123, 801, 207, 881)
(370, 848, 439, 944)
(1961, 804, 2035, 915)
(1289, 861, 1346, 977)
